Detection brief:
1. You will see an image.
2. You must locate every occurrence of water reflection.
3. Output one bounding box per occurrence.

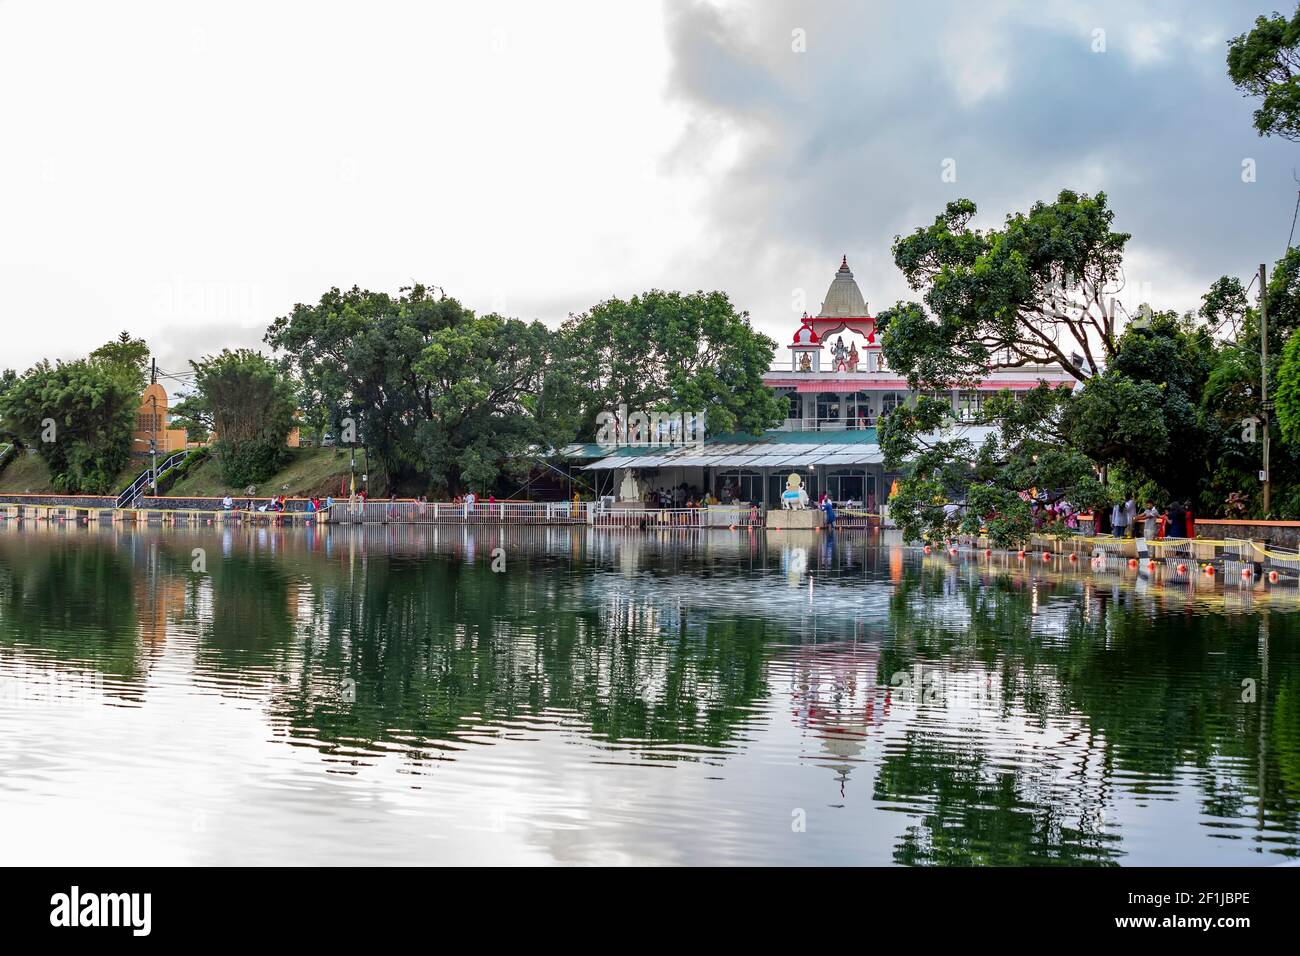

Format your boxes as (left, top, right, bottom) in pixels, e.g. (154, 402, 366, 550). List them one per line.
(0, 523, 1297, 865)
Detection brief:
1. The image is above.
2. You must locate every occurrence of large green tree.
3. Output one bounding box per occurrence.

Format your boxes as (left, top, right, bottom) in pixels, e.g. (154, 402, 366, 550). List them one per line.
(190, 349, 296, 486)
(1228, 8, 1300, 140)
(0, 359, 135, 493)
(412, 313, 572, 493)
(266, 285, 469, 491)
(266, 284, 579, 495)
(560, 290, 785, 439)
(90, 331, 150, 393)
(876, 191, 1202, 543)
(883, 190, 1129, 386)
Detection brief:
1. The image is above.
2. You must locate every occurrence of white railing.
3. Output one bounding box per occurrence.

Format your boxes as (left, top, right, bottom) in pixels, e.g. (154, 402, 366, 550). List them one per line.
(330, 500, 589, 525)
(591, 505, 762, 529)
(773, 416, 879, 432)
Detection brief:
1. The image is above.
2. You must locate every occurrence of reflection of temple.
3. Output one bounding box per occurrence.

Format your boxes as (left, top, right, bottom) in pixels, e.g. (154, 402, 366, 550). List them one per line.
(787, 643, 885, 796)
(135, 572, 189, 645)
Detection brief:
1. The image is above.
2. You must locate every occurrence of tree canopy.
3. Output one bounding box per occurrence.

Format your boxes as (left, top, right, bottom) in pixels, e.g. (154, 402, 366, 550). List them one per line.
(266, 284, 576, 495)
(560, 289, 785, 439)
(90, 331, 151, 394)
(882, 190, 1130, 387)
(1228, 8, 1300, 140)
(190, 349, 297, 486)
(0, 358, 135, 493)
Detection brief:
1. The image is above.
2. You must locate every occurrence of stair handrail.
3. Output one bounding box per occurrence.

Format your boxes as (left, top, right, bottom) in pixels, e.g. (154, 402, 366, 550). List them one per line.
(115, 450, 190, 509)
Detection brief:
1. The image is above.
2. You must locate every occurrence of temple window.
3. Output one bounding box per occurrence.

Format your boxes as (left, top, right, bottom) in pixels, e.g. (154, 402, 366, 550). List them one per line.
(957, 390, 984, 421)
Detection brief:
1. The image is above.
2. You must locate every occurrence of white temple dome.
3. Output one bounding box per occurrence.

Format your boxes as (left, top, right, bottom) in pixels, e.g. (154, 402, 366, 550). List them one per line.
(817, 256, 868, 318)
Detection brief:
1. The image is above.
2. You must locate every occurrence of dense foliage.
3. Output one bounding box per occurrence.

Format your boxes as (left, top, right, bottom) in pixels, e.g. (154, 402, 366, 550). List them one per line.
(0, 356, 135, 493)
(265, 285, 580, 495)
(189, 349, 297, 487)
(560, 290, 786, 439)
(880, 182, 1300, 544)
(1228, 8, 1300, 140)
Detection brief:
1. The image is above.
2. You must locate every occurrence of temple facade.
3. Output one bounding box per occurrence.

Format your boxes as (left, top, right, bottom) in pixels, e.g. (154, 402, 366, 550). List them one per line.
(572, 257, 1075, 511)
(764, 256, 1074, 432)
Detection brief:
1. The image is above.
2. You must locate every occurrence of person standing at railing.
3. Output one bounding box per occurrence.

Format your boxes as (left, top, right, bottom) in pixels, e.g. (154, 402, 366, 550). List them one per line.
(1165, 500, 1186, 538)
(1141, 501, 1160, 539)
(822, 495, 837, 529)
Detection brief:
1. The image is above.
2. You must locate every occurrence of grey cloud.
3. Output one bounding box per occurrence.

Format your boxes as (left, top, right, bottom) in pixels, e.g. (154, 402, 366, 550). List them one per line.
(661, 0, 1297, 338)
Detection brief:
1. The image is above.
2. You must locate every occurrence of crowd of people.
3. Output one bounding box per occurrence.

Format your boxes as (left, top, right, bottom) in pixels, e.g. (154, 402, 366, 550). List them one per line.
(215, 494, 334, 515)
(1088, 496, 1195, 539)
(642, 483, 720, 508)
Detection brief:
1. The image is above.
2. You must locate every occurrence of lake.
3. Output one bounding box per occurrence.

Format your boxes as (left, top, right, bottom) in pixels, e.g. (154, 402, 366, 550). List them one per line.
(0, 523, 1297, 865)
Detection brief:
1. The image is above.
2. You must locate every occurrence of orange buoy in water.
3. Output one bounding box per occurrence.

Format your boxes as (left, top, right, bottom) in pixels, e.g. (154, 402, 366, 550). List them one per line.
(984, 549, 992, 557)
(1042, 551, 1052, 560)
(1128, 558, 1138, 569)
(1068, 553, 1077, 562)
(1269, 570, 1280, 583)
(949, 547, 958, 556)
(1206, 565, 1216, 577)
(1177, 563, 1187, 574)
(1242, 567, 1253, 579)
(1148, 560, 1157, 571)
(1017, 550, 1025, 559)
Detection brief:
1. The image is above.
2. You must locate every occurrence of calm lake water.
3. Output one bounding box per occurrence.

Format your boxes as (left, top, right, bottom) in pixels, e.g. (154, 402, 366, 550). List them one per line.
(1, 523, 1297, 866)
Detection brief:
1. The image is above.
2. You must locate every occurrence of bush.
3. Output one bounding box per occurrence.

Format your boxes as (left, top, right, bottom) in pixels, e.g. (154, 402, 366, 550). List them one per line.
(215, 440, 288, 487)
(154, 447, 210, 495)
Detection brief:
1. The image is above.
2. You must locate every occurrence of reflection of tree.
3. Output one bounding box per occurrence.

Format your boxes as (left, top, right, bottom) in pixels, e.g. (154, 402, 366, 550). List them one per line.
(265, 554, 775, 759)
(876, 562, 1300, 863)
(0, 534, 141, 677)
(878, 735, 1120, 866)
(198, 547, 296, 666)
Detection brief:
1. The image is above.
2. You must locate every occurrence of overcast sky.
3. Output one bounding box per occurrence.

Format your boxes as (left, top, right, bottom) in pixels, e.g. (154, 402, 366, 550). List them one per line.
(0, 0, 1295, 376)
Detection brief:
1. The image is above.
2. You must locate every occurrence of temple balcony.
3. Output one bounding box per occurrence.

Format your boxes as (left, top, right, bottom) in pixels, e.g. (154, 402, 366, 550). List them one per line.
(773, 416, 880, 432)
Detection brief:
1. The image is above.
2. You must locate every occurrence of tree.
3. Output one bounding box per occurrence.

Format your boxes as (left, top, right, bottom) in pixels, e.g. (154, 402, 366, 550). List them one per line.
(1200, 249, 1300, 517)
(0, 369, 16, 442)
(1227, 8, 1300, 140)
(878, 190, 1133, 543)
(412, 313, 572, 494)
(266, 285, 470, 491)
(168, 392, 214, 444)
(877, 383, 1105, 547)
(1275, 328, 1300, 444)
(883, 190, 1130, 386)
(90, 331, 150, 393)
(560, 290, 785, 439)
(190, 349, 296, 486)
(0, 359, 135, 493)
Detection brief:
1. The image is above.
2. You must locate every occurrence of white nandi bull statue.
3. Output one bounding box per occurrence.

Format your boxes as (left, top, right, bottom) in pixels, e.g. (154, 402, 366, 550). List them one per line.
(780, 472, 810, 510)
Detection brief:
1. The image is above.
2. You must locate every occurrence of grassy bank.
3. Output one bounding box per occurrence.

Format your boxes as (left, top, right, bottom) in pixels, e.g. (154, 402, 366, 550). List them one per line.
(165, 447, 356, 498)
(0, 450, 139, 495)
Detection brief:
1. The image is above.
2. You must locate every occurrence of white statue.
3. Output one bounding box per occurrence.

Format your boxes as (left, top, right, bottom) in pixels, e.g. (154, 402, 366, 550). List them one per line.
(780, 472, 809, 510)
(618, 471, 641, 502)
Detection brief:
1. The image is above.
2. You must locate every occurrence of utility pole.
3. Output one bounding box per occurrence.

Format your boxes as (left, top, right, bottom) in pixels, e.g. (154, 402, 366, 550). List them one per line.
(149, 394, 158, 496)
(1261, 263, 1271, 516)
